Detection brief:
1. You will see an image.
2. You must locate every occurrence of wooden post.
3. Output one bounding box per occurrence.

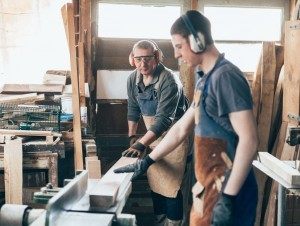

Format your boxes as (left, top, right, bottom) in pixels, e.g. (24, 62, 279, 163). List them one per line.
(283, 20, 300, 124)
(4, 137, 23, 204)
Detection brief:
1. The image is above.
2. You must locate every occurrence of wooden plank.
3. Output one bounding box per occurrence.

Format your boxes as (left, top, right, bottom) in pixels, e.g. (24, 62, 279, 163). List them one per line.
(61, 3, 83, 171)
(0, 93, 45, 104)
(80, 0, 92, 90)
(0, 129, 61, 137)
(252, 52, 262, 122)
(291, 0, 300, 20)
(274, 45, 284, 91)
(258, 152, 300, 185)
(271, 65, 284, 131)
(257, 42, 276, 152)
(283, 20, 300, 124)
(4, 137, 23, 204)
(86, 143, 97, 157)
(85, 156, 101, 179)
(43, 73, 67, 85)
(89, 157, 137, 207)
(0, 84, 63, 95)
(78, 41, 86, 107)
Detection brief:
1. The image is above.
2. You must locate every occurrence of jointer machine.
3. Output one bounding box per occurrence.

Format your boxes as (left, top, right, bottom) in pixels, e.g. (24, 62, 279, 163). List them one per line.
(0, 157, 137, 226)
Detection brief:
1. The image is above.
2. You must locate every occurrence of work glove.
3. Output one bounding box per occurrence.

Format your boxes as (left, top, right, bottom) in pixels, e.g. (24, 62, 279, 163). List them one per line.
(211, 192, 236, 226)
(114, 155, 155, 181)
(122, 141, 146, 158)
(128, 135, 138, 146)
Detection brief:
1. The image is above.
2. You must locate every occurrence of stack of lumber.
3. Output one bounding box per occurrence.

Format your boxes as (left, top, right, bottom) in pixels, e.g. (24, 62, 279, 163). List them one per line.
(253, 7, 300, 224)
(0, 70, 72, 104)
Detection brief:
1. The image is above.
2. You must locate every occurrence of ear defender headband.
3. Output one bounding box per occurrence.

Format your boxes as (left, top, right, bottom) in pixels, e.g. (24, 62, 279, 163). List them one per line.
(129, 40, 163, 67)
(182, 14, 206, 53)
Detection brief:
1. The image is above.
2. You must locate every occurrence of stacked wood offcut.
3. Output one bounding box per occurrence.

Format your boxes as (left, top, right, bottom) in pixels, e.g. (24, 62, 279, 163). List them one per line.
(253, 11, 300, 226)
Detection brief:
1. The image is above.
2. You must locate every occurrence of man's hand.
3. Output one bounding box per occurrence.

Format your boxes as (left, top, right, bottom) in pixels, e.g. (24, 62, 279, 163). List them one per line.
(114, 155, 155, 181)
(211, 192, 236, 226)
(122, 142, 146, 158)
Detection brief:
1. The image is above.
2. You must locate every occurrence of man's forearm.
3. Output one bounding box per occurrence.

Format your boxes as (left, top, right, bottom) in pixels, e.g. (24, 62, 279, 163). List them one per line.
(128, 121, 138, 136)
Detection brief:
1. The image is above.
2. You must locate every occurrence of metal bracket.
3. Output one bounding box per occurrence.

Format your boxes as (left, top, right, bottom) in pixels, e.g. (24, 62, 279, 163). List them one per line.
(288, 113, 300, 123)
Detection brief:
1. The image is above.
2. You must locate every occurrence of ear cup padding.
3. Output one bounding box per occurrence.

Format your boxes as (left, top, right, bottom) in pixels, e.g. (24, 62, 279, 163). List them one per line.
(129, 52, 135, 67)
(182, 14, 206, 53)
(188, 32, 206, 53)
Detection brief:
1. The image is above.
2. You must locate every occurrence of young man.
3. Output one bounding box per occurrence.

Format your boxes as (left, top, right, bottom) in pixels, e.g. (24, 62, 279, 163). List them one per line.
(115, 11, 258, 226)
(123, 40, 193, 226)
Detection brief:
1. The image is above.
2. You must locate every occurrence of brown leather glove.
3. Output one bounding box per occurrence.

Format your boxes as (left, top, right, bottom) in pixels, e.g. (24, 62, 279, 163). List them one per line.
(122, 142, 146, 158)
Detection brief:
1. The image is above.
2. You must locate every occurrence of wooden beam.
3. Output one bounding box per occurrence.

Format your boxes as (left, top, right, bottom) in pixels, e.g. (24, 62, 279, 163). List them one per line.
(252, 53, 262, 122)
(0, 129, 61, 137)
(4, 137, 23, 204)
(61, 3, 84, 171)
(0, 84, 63, 95)
(283, 20, 300, 124)
(258, 152, 300, 185)
(0, 93, 45, 104)
(78, 41, 86, 107)
(85, 156, 101, 179)
(257, 42, 276, 152)
(89, 157, 137, 208)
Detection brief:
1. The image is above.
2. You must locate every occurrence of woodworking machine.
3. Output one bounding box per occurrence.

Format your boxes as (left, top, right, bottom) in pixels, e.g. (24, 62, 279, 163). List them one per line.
(0, 170, 135, 226)
(286, 113, 300, 170)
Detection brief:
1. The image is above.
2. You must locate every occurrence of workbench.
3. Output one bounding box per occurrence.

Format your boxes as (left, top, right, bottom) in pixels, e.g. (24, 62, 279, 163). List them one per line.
(253, 160, 300, 226)
(0, 135, 64, 205)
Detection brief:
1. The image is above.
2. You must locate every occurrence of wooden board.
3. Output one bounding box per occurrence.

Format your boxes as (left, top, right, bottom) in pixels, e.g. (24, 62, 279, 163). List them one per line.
(4, 138, 23, 204)
(78, 41, 86, 107)
(0, 84, 64, 95)
(258, 152, 300, 185)
(89, 157, 137, 207)
(0, 129, 61, 137)
(61, 3, 83, 171)
(252, 52, 262, 122)
(85, 156, 101, 179)
(0, 93, 45, 104)
(283, 20, 300, 124)
(257, 42, 276, 152)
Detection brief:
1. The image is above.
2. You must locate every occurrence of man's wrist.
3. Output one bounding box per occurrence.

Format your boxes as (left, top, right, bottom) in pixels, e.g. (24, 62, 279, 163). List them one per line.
(128, 135, 137, 139)
(221, 192, 236, 202)
(131, 142, 146, 151)
(144, 155, 155, 165)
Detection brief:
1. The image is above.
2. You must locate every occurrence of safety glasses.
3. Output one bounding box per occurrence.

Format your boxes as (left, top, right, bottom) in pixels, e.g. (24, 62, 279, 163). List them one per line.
(133, 55, 155, 63)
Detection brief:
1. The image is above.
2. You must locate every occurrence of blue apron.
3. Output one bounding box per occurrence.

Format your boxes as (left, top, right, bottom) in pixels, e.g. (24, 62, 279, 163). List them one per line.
(191, 59, 258, 226)
(136, 84, 158, 116)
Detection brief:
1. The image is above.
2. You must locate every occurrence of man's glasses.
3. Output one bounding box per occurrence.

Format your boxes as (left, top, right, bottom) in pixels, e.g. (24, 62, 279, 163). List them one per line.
(133, 55, 155, 63)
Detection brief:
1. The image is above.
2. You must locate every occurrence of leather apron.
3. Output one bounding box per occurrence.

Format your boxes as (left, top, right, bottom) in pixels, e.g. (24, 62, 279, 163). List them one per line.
(136, 83, 189, 198)
(190, 60, 258, 226)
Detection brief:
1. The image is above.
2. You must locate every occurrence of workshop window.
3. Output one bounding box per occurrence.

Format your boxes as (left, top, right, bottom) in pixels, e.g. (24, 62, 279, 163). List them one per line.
(98, 3, 181, 39)
(204, 7, 283, 72)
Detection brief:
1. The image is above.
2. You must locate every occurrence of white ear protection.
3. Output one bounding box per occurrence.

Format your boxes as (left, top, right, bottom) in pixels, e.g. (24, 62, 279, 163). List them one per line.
(182, 14, 206, 53)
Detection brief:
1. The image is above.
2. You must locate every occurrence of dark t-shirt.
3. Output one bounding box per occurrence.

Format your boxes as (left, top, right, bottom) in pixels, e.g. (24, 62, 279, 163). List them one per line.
(196, 54, 253, 134)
